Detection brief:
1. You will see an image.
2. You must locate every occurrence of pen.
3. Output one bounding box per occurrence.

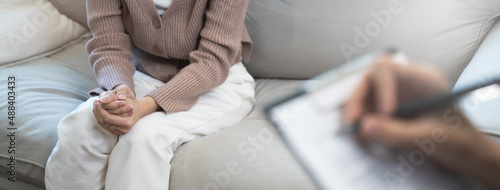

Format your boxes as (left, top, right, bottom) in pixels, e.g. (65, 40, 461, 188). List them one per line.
(340, 77, 500, 134)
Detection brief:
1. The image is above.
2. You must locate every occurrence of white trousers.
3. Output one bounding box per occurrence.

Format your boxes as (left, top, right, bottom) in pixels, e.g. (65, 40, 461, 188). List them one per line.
(44, 63, 255, 190)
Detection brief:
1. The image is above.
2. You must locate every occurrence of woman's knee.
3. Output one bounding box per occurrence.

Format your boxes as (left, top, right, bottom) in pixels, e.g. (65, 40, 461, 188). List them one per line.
(57, 97, 117, 152)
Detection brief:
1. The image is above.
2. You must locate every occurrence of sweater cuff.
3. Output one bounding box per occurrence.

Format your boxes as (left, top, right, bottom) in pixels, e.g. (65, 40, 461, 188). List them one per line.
(146, 88, 200, 114)
(94, 63, 136, 93)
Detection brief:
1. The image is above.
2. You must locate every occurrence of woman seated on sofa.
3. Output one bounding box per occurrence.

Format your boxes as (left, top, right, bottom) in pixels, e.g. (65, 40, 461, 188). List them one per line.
(343, 58, 500, 189)
(44, 0, 255, 189)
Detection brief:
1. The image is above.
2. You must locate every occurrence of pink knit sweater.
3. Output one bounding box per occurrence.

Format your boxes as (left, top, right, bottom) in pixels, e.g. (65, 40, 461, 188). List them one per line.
(86, 0, 252, 114)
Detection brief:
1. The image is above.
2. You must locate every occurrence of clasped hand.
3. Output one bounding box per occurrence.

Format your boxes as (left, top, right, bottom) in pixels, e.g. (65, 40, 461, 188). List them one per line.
(92, 84, 149, 135)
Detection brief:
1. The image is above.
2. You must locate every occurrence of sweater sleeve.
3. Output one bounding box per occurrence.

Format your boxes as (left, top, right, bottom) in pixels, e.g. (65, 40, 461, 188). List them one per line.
(85, 0, 136, 92)
(146, 0, 250, 114)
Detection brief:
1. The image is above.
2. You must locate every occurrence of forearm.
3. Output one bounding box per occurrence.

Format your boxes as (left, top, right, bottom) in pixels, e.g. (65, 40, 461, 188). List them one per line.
(469, 135, 500, 190)
(86, 0, 135, 91)
(146, 61, 230, 114)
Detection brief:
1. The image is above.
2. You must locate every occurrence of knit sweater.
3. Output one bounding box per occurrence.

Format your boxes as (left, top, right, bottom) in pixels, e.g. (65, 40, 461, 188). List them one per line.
(85, 0, 253, 114)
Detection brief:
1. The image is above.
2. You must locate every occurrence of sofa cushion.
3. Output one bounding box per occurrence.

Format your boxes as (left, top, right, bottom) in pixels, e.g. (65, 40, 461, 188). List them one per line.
(0, 37, 96, 187)
(170, 79, 317, 189)
(0, 0, 88, 67)
(244, 0, 500, 83)
(454, 20, 500, 136)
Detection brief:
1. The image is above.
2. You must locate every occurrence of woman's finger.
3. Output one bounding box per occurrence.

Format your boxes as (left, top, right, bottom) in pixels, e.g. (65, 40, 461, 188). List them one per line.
(115, 84, 136, 100)
(99, 91, 118, 104)
(95, 104, 124, 135)
(95, 102, 112, 130)
(120, 110, 134, 117)
(93, 101, 103, 125)
(99, 91, 114, 100)
(96, 103, 130, 126)
(98, 91, 112, 99)
(107, 105, 134, 115)
(101, 100, 127, 110)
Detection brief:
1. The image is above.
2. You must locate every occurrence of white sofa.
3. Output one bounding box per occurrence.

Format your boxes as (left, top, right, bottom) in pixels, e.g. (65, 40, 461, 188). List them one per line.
(1, 0, 499, 189)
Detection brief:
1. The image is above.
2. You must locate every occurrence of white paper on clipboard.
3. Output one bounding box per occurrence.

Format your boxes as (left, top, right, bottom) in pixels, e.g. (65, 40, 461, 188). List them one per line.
(267, 52, 480, 190)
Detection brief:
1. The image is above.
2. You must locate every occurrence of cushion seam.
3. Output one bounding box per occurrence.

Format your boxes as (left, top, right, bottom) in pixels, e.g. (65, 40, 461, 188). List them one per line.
(472, 13, 500, 54)
(0, 153, 46, 169)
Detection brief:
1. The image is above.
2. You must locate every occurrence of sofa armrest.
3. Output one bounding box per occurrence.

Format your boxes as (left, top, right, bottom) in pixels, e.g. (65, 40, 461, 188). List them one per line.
(453, 19, 500, 136)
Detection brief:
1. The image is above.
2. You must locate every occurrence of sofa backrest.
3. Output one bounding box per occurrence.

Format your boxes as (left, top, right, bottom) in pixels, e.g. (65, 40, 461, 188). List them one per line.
(244, 0, 500, 83)
(50, 0, 500, 83)
(48, 0, 88, 30)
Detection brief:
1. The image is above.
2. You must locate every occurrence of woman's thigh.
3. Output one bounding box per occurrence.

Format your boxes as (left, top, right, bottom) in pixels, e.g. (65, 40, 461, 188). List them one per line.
(115, 62, 256, 153)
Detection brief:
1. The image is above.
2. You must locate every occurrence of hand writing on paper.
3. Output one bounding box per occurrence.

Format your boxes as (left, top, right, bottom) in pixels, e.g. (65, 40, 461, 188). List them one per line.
(343, 57, 500, 189)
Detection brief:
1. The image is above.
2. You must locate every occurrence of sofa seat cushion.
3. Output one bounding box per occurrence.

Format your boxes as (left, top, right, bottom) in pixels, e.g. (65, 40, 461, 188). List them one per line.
(170, 79, 316, 189)
(0, 37, 96, 188)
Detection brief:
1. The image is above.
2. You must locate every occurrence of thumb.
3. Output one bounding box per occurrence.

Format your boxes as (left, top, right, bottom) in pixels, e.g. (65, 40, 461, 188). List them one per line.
(361, 115, 434, 148)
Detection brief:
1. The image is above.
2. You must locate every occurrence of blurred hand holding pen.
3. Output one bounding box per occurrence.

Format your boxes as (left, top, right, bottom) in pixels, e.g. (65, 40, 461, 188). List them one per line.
(340, 51, 500, 190)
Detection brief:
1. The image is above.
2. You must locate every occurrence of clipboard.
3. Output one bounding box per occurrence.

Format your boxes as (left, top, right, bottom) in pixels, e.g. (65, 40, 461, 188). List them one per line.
(264, 50, 481, 190)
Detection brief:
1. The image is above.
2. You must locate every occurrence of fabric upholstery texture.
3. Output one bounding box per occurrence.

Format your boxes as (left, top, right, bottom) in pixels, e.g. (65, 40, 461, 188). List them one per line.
(454, 20, 500, 137)
(51, 0, 500, 83)
(0, 0, 88, 66)
(0, 37, 97, 188)
(244, 0, 500, 83)
(170, 79, 317, 190)
(47, 0, 88, 29)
